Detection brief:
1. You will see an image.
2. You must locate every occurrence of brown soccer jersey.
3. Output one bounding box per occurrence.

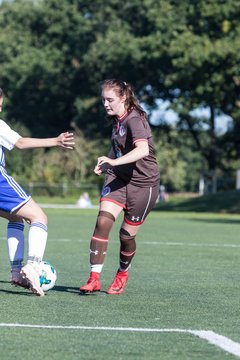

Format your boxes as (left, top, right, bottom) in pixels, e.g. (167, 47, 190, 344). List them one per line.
(111, 108, 160, 187)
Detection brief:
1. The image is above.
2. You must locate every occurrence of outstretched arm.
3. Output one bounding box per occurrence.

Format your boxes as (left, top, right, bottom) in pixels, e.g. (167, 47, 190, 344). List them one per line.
(15, 132, 75, 150)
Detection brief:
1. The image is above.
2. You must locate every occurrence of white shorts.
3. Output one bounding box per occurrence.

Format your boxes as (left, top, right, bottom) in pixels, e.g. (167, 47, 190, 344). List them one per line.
(0, 166, 31, 213)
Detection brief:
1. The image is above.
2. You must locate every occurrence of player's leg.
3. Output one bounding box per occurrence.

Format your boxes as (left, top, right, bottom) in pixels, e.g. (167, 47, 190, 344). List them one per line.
(15, 199, 48, 296)
(107, 184, 159, 295)
(0, 171, 46, 295)
(107, 223, 139, 295)
(0, 210, 29, 288)
(15, 198, 48, 261)
(80, 174, 126, 294)
(79, 200, 123, 293)
(0, 173, 31, 288)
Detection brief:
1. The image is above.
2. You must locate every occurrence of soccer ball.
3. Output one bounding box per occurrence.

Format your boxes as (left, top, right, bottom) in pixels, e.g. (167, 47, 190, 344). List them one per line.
(39, 260, 57, 292)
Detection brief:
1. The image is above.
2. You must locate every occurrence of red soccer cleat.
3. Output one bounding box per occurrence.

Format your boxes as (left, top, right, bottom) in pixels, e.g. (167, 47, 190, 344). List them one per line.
(107, 270, 129, 295)
(79, 272, 101, 294)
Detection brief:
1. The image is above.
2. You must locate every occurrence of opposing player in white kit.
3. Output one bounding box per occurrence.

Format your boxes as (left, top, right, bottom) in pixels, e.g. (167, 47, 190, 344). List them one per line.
(0, 88, 74, 296)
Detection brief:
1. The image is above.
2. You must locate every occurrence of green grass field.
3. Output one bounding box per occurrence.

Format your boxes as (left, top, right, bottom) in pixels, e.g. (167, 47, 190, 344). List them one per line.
(0, 208, 240, 359)
(156, 190, 240, 213)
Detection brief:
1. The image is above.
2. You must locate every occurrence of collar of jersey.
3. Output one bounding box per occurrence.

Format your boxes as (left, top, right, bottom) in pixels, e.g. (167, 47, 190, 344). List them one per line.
(116, 110, 128, 122)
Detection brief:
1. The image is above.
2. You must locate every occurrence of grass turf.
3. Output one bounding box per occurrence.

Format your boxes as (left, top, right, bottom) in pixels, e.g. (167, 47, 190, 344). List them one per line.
(155, 189, 240, 213)
(0, 209, 240, 359)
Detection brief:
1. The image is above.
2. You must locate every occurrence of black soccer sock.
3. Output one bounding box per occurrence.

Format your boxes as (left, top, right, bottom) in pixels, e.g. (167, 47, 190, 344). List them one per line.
(119, 228, 136, 271)
(90, 211, 115, 266)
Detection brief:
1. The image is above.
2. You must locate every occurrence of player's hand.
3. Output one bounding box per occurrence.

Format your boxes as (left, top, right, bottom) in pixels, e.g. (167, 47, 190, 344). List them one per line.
(94, 156, 114, 175)
(57, 132, 75, 149)
(97, 156, 115, 167)
(94, 164, 103, 175)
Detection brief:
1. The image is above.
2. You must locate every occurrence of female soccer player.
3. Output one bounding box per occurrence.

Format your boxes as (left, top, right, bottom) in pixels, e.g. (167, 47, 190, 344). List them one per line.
(80, 79, 160, 295)
(0, 88, 74, 296)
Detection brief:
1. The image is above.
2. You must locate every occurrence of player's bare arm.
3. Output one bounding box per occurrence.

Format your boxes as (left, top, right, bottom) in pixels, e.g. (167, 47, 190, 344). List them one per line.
(15, 132, 75, 150)
(97, 140, 149, 168)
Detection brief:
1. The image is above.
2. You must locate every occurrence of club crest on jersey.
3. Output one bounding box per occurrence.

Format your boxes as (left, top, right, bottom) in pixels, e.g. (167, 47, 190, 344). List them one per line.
(119, 125, 126, 136)
(101, 186, 111, 197)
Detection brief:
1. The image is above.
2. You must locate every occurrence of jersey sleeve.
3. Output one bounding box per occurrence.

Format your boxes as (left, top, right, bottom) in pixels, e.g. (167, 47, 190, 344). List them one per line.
(0, 120, 22, 150)
(127, 116, 150, 144)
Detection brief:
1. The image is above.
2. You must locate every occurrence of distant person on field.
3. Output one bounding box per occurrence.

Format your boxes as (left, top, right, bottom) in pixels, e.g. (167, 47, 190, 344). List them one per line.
(76, 192, 92, 208)
(159, 185, 169, 202)
(0, 88, 74, 296)
(79, 79, 160, 295)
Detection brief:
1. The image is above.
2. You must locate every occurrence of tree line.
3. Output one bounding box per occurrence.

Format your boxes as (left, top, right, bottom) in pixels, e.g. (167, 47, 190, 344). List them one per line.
(0, 0, 240, 193)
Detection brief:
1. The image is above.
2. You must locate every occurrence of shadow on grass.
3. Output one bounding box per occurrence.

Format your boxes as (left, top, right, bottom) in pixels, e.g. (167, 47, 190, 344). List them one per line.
(0, 282, 107, 296)
(0, 281, 99, 296)
(53, 285, 107, 295)
(154, 190, 240, 214)
(0, 280, 32, 296)
(52, 285, 79, 293)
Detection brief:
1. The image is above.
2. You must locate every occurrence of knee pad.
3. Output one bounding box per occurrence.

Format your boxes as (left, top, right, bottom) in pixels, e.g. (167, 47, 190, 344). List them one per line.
(93, 211, 115, 239)
(96, 211, 115, 228)
(119, 228, 136, 242)
(98, 211, 115, 222)
(119, 228, 136, 254)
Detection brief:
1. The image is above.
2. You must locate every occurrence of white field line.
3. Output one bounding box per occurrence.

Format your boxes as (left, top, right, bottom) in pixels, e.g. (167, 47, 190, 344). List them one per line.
(143, 241, 240, 248)
(0, 324, 239, 357)
(0, 236, 240, 249)
(191, 330, 240, 358)
(2, 235, 238, 248)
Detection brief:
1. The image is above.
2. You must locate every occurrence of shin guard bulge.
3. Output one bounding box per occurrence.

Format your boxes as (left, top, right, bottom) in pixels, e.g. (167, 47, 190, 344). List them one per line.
(90, 211, 115, 265)
(119, 228, 136, 271)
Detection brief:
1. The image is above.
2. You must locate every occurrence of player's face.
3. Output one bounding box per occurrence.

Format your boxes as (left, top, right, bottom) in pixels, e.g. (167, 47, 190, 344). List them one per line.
(101, 88, 126, 117)
(0, 97, 3, 112)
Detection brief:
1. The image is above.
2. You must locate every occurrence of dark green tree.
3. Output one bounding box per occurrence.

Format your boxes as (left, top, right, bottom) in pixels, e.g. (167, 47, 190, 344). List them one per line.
(1, 0, 240, 191)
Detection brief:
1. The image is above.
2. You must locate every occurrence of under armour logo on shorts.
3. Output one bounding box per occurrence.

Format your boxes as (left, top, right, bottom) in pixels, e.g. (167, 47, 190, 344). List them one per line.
(131, 216, 140, 222)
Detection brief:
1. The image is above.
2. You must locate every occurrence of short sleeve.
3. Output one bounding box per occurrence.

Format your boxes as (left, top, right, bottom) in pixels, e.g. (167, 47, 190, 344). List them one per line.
(0, 120, 22, 150)
(127, 116, 150, 144)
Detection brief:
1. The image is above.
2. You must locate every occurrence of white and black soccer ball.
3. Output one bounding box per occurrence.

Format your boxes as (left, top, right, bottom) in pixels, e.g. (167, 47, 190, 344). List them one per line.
(39, 260, 57, 292)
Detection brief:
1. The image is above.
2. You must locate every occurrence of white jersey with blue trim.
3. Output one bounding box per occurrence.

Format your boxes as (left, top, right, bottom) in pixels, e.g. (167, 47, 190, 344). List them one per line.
(0, 120, 21, 167)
